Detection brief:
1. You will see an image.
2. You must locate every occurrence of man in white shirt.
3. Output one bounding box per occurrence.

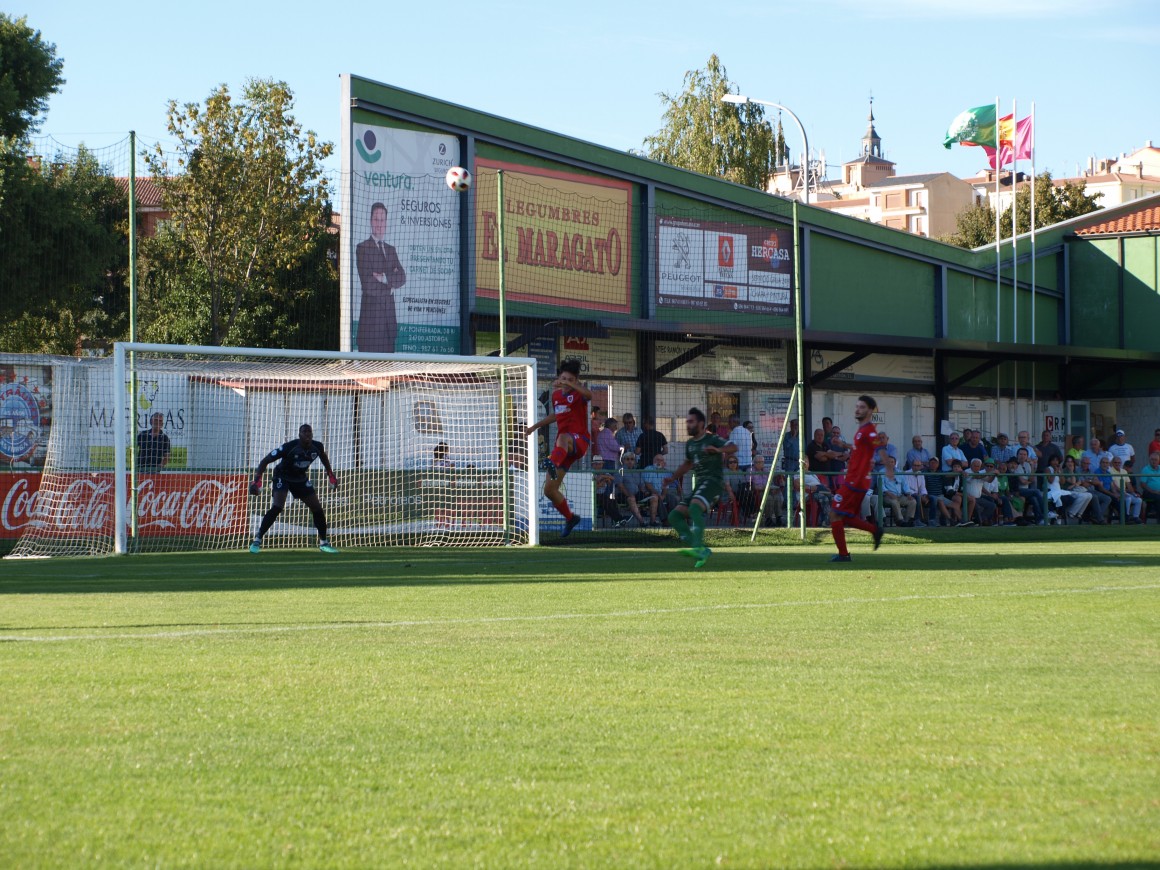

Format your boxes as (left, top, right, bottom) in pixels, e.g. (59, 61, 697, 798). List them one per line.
(941, 432, 967, 471)
(901, 458, 930, 526)
(728, 415, 754, 471)
(1107, 429, 1135, 467)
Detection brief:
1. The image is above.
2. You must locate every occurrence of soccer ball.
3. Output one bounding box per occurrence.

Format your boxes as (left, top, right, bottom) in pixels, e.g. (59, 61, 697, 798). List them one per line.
(445, 166, 471, 192)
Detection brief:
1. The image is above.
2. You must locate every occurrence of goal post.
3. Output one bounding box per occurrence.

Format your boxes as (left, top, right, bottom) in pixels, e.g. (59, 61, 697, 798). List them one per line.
(9, 343, 538, 558)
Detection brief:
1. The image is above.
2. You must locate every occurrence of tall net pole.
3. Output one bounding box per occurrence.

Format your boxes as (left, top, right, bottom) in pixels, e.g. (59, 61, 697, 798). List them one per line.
(793, 199, 806, 540)
(128, 131, 140, 545)
(496, 169, 510, 544)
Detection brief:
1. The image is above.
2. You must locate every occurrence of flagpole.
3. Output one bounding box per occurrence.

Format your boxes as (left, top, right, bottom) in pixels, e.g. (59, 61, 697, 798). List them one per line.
(1030, 101, 1037, 408)
(1011, 98, 1018, 434)
(995, 96, 1001, 434)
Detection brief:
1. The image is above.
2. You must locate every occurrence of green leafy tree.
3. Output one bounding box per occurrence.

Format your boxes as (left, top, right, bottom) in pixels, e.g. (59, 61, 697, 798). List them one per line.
(943, 172, 1103, 248)
(0, 146, 128, 353)
(641, 55, 775, 190)
(0, 14, 64, 141)
(141, 79, 335, 347)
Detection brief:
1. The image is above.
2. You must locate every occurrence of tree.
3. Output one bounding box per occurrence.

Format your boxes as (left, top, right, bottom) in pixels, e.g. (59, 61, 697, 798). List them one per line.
(942, 172, 1103, 248)
(141, 79, 335, 347)
(0, 14, 64, 141)
(641, 55, 776, 190)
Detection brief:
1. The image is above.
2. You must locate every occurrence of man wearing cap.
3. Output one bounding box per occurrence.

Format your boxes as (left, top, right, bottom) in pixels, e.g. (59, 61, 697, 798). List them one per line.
(1107, 429, 1135, 467)
(990, 433, 1016, 464)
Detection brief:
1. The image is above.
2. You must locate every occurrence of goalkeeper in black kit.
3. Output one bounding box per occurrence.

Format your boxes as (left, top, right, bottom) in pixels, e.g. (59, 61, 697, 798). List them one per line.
(249, 424, 340, 554)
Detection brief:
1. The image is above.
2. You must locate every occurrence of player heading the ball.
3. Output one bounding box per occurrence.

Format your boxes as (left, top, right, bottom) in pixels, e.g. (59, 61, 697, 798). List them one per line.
(249, 423, 340, 554)
(526, 359, 592, 539)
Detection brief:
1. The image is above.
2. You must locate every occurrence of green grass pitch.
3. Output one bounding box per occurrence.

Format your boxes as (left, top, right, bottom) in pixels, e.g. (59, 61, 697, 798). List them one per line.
(2, 533, 1158, 867)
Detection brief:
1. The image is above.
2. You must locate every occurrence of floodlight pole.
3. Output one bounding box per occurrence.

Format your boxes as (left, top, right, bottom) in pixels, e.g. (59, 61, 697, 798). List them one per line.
(724, 94, 810, 539)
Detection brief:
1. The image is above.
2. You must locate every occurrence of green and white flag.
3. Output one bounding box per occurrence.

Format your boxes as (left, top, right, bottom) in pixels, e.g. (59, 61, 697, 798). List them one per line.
(943, 104, 998, 149)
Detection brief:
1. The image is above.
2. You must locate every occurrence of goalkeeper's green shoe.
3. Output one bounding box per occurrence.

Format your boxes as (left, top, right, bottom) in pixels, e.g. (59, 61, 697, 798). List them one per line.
(249, 539, 262, 554)
(319, 540, 338, 554)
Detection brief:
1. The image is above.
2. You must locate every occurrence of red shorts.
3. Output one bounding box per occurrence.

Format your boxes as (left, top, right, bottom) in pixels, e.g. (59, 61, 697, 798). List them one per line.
(832, 484, 868, 519)
(556, 432, 590, 471)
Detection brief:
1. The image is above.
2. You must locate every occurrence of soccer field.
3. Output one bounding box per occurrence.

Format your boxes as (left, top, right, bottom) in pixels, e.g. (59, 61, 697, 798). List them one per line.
(2, 534, 1158, 867)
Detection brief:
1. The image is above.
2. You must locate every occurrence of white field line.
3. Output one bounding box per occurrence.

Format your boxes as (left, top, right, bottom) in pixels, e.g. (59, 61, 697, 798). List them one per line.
(1, 583, 1157, 645)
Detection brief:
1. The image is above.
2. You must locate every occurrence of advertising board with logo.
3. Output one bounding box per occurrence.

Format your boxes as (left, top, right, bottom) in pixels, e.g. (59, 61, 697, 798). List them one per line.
(0, 364, 51, 469)
(475, 159, 635, 315)
(656, 216, 794, 316)
(0, 473, 249, 540)
(344, 124, 461, 355)
(654, 340, 788, 384)
(559, 332, 638, 379)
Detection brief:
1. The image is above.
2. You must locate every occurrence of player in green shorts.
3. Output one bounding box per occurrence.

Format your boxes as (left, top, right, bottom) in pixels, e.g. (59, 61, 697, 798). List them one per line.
(663, 407, 737, 568)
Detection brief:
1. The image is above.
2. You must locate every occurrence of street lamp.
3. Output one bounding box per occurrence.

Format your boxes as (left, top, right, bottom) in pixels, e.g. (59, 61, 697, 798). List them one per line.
(720, 94, 810, 205)
(722, 93, 810, 539)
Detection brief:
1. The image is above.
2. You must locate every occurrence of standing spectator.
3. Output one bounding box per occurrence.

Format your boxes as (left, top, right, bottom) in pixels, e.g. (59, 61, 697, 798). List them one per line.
(597, 417, 622, 464)
(136, 412, 171, 472)
(905, 435, 931, 470)
(1012, 447, 1049, 524)
(941, 432, 967, 471)
(1078, 455, 1112, 523)
(1107, 429, 1135, 467)
(708, 412, 723, 435)
(616, 413, 641, 455)
(821, 416, 834, 443)
(728, 414, 753, 471)
(782, 418, 800, 473)
(590, 407, 606, 451)
(1137, 451, 1160, 520)
(880, 456, 916, 526)
(1034, 430, 1063, 474)
(635, 417, 667, 468)
(962, 429, 988, 465)
(990, 433, 1017, 464)
(1061, 455, 1093, 521)
(1109, 455, 1143, 524)
(1067, 435, 1086, 464)
(826, 424, 849, 488)
(902, 458, 930, 527)
(805, 429, 833, 477)
(872, 432, 899, 474)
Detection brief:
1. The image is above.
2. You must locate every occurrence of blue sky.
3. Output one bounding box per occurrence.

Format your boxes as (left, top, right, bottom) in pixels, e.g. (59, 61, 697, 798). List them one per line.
(23, 0, 1160, 183)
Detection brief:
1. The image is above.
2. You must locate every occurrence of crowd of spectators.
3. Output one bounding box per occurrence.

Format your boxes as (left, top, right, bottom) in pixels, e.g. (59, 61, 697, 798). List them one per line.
(573, 411, 1160, 530)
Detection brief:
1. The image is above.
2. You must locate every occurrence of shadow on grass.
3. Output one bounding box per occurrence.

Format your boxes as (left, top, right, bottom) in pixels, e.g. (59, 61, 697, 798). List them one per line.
(2, 540, 1158, 597)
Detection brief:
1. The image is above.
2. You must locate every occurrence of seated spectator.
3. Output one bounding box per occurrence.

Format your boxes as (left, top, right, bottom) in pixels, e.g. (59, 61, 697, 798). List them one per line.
(1109, 455, 1143, 524)
(618, 453, 659, 527)
(995, 460, 1024, 525)
(990, 432, 1017, 464)
(941, 432, 967, 471)
(963, 457, 997, 525)
(1066, 435, 1085, 464)
(1139, 451, 1160, 519)
(1059, 455, 1093, 521)
(592, 458, 628, 527)
(879, 455, 916, 526)
(961, 429, 988, 465)
(1034, 430, 1063, 475)
(1043, 455, 1072, 524)
(902, 458, 931, 527)
(1012, 447, 1049, 524)
(905, 436, 930, 472)
(1078, 455, 1112, 524)
(979, 458, 1011, 524)
(1081, 437, 1110, 472)
(747, 455, 785, 527)
(792, 472, 832, 526)
(641, 454, 679, 522)
(936, 459, 966, 526)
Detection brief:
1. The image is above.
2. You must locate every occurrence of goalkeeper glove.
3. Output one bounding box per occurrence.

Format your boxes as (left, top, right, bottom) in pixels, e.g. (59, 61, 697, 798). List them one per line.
(327, 472, 339, 490)
(249, 475, 263, 496)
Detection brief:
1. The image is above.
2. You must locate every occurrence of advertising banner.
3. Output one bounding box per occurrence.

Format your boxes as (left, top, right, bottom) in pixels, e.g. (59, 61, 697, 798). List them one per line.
(346, 124, 461, 354)
(560, 332, 637, 379)
(0, 473, 249, 540)
(656, 216, 793, 316)
(810, 350, 934, 384)
(0, 364, 52, 470)
(475, 159, 634, 315)
(654, 339, 788, 384)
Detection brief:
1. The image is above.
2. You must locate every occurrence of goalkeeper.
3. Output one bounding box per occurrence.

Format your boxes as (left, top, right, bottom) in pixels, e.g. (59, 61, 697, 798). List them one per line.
(663, 408, 736, 568)
(248, 424, 339, 554)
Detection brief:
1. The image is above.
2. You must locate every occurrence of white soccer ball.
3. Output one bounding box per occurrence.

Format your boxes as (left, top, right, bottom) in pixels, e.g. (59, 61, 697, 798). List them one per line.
(445, 166, 471, 192)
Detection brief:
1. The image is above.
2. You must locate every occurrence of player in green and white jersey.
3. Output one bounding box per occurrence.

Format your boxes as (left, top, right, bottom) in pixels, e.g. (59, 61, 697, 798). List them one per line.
(663, 407, 737, 568)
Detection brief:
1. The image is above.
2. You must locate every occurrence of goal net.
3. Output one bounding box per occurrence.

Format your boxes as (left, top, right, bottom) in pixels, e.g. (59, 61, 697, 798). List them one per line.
(7, 343, 537, 557)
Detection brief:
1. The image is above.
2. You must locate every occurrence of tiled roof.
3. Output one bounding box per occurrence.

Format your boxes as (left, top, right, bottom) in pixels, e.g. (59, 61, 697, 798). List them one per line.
(114, 177, 166, 208)
(1074, 204, 1160, 236)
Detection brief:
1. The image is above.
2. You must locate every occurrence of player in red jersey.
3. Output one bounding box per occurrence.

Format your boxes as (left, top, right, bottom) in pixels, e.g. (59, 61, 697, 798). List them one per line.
(526, 359, 592, 538)
(830, 395, 886, 562)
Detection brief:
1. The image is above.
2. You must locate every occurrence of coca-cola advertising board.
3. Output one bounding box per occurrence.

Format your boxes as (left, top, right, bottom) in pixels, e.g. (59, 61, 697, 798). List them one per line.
(1, 473, 248, 539)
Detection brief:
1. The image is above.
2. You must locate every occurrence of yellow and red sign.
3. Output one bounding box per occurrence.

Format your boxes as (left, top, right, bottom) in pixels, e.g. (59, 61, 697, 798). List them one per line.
(475, 159, 634, 314)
